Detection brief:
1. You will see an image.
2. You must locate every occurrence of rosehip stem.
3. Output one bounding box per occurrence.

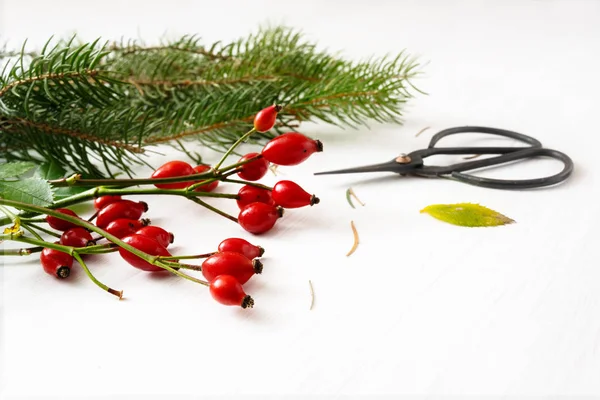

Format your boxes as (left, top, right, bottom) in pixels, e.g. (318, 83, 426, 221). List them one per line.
(26, 222, 61, 238)
(222, 178, 273, 191)
(158, 252, 216, 260)
(188, 197, 238, 223)
(217, 153, 263, 174)
(184, 170, 239, 192)
(214, 127, 256, 171)
(72, 252, 123, 299)
(0, 248, 32, 256)
(159, 260, 202, 271)
(0, 199, 209, 287)
(49, 170, 215, 188)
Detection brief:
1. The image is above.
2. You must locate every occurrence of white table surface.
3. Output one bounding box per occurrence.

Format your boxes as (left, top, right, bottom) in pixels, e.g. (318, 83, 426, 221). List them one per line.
(1, 0, 599, 398)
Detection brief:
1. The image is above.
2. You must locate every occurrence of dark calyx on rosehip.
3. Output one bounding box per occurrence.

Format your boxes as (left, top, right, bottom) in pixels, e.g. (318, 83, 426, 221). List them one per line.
(119, 234, 171, 272)
(254, 104, 282, 133)
(218, 237, 264, 259)
(272, 180, 319, 208)
(94, 195, 122, 211)
(201, 251, 262, 285)
(46, 208, 81, 231)
(134, 225, 174, 248)
(236, 153, 270, 181)
(238, 202, 283, 235)
(60, 227, 94, 248)
(41, 248, 74, 279)
(189, 165, 219, 192)
(151, 160, 195, 189)
(209, 274, 255, 308)
(236, 185, 274, 210)
(104, 218, 149, 239)
(96, 200, 148, 229)
(261, 132, 323, 166)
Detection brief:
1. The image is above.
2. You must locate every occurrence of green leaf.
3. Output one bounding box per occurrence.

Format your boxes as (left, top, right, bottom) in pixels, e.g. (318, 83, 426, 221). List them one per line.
(0, 162, 37, 179)
(0, 179, 54, 206)
(420, 203, 515, 227)
(35, 161, 67, 180)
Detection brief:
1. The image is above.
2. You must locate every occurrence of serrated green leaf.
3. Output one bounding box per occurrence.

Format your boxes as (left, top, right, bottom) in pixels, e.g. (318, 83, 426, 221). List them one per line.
(420, 203, 515, 227)
(35, 161, 67, 180)
(0, 162, 37, 179)
(0, 179, 54, 206)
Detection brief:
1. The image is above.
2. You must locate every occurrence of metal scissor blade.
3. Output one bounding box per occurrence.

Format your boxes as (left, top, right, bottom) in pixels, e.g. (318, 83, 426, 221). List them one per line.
(314, 159, 406, 175)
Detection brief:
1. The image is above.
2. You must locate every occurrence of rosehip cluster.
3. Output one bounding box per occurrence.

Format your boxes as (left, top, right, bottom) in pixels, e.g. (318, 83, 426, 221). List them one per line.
(29, 104, 324, 309)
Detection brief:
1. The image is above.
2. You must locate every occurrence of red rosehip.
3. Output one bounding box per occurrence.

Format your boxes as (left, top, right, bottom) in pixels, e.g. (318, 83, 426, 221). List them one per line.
(253, 104, 282, 133)
(60, 227, 93, 248)
(134, 226, 174, 248)
(238, 202, 283, 235)
(96, 200, 148, 229)
(104, 218, 149, 239)
(218, 238, 264, 259)
(151, 160, 194, 189)
(261, 132, 323, 166)
(119, 234, 171, 272)
(45, 208, 81, 231)
(40, 247, 73, 278)
(236, 185, 274, 209)
(272, 180, 320, 208)
(236, 153, 269, 181)
(209, 275, 254, 308)
(94, 195, 122, 211)
(189, 165, 219, 192)
(201, 251, 262, 284)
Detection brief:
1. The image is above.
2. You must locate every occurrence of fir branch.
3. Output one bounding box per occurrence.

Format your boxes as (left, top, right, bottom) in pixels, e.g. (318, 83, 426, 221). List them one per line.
(0, 26, 424, 177)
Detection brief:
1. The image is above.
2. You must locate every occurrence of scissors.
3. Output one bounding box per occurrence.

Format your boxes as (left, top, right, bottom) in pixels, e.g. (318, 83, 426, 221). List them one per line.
(314, 126, 573, 190)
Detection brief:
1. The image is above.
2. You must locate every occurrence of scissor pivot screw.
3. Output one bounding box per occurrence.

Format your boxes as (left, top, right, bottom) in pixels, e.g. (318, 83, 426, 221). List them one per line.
(395, 154, 411, 164)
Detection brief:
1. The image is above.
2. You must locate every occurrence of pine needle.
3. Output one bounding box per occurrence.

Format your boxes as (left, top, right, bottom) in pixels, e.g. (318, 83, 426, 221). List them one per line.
(414, 126, 430, 137)
(309, 280, 315, 310)
(346, 220, 359, 257)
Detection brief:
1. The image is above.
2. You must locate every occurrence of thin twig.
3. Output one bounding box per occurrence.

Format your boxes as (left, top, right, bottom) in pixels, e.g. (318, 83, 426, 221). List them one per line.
(346, 220, 359, 257)
(463, 154, 482, 160)
(346, 187, 365, 208)
(0, 69, 99, 98)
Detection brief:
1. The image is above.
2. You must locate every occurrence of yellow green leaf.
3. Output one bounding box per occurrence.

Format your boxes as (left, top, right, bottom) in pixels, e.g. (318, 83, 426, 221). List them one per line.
(420, 203, 515, 227)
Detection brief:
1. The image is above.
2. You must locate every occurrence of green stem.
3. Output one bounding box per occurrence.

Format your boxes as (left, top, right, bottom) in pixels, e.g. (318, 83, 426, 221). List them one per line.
(188, 197, 238, 223)
(21, 224, 44, 241)
(185, 169, 239, 192)
(27, 222, 61, 238)
(214, 127, 256, 171)
(223, 178, 273, 191)
(0, 248, 32, 256)
(159, 259, 202, 271)
(159, 252, 216, 260)
(0, 198, 208, 286)
(49, 170, 216, 188)
(72, 252, 123, 299)
(218, 153, 263, 173)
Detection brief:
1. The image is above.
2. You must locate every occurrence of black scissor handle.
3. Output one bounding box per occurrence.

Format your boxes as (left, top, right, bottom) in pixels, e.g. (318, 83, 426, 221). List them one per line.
(429, 126, 543, 149)
(448, 147, 574, 189)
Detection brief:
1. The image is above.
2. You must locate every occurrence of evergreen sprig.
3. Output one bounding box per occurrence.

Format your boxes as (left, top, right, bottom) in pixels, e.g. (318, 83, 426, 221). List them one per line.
(0, 26, 423, 177)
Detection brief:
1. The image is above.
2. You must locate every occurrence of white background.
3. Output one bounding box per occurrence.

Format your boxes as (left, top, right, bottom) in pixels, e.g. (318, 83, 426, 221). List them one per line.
(1, 0, 599, 398)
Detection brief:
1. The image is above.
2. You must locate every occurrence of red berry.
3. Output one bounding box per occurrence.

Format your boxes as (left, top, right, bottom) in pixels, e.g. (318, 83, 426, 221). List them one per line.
(119, 234, 171, 272)
(60, 227, 93, 248)
(40, 248, 73, 278)
(253, 104, 281, 133)
(104, 218, 149, 239)
(151, 160, 194, 189)
(218, 238, 264, 259)
(209, 275, 254, 308)
(96, 200, 148, 228)
(46, 208, 81, 231)
(135, 226, 174, 248)
(261, 132, 323, 166)
(238, 202, 283, 235)
(201, 251, 262, 284)
(236, 153, 269, 181)
(236, 185, 274, 209)
(189, 165, 219, 192)
(94, 195, 122, 211)
(272, 180, 320, 208)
